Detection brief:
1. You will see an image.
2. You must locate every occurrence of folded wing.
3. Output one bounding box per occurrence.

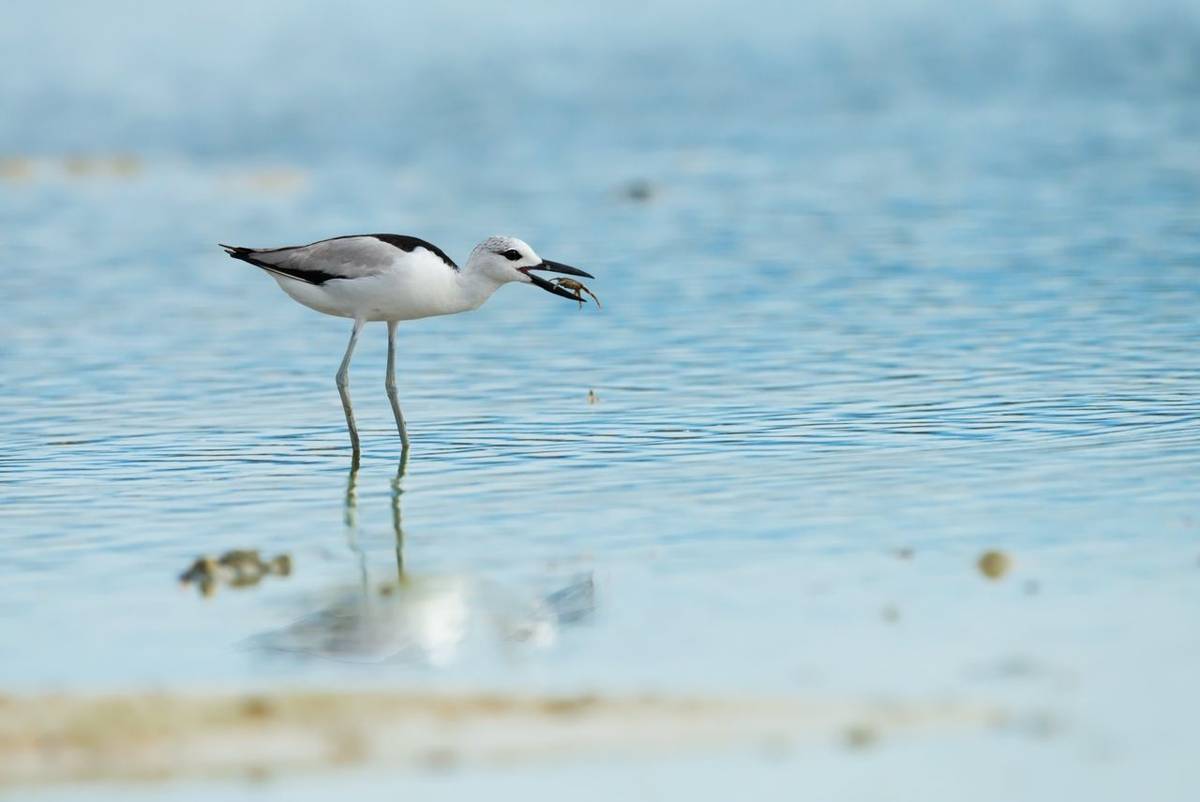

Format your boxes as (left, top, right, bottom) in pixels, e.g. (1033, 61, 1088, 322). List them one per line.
(220, 236, 402, 285)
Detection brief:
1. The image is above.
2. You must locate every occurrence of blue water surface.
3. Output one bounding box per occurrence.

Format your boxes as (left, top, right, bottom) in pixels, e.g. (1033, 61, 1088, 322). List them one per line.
(2, 1, 1199, 798)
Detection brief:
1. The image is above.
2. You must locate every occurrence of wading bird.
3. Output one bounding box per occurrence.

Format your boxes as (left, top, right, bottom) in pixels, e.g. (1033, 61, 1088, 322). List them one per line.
(220, 234, 594, 456)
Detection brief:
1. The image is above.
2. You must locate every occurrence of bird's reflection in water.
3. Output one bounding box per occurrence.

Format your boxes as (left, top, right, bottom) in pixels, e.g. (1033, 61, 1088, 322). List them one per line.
(253, 454, 594, 666)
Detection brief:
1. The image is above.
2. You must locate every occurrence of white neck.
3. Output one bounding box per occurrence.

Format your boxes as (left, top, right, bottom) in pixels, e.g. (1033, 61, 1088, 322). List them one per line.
(452, 261, 507, 312)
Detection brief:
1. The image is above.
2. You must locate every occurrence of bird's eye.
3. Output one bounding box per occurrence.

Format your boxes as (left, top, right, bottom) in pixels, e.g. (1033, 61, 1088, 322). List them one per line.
(502, 249, 522, 261)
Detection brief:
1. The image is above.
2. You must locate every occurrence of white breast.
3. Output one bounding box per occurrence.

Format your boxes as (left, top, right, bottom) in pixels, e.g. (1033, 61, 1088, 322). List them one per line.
(274, 249, 471, 322)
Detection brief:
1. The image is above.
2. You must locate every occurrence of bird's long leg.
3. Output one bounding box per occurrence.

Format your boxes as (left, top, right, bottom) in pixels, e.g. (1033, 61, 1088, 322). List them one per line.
(336, 318, 365, 454)
(385, 320, 411, 455)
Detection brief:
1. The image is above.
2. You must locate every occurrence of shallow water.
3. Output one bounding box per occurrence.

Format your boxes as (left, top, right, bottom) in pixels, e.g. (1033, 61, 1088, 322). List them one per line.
(2, 0, 1200, 797)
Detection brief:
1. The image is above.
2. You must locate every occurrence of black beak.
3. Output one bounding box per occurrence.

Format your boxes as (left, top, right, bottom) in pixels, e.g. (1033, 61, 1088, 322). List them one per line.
(520, 260, 595, 301)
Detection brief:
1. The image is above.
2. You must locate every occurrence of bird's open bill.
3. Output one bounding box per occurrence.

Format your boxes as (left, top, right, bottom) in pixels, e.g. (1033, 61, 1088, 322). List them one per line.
(520, 261, 595, 302)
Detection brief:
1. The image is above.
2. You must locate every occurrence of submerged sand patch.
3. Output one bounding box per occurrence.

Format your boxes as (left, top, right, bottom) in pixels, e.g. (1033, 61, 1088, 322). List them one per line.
(0, 690, 1003, 786)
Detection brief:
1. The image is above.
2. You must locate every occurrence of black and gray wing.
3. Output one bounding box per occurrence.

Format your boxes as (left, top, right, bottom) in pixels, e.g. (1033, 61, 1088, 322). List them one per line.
(220, 234, 458, 285)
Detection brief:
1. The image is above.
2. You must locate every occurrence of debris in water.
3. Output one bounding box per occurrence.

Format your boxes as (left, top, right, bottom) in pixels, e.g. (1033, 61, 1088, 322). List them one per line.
(237, 167, 309, 193)
(843, 723, 879, 749)
(977, 550, 1012, 580)
(110, 154, 142, 177)
(180, 550, 293, 596)
(61, 154, 143, 179)
(622, 179, 656, 202)
(881, 604, 900, 623)
(64, 155, 97, 176)
(0, 158, 33, 181)
(894, 547, 914, 560)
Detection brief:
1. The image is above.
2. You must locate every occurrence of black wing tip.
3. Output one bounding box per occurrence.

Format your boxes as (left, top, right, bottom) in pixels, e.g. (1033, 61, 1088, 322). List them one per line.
(219, 243, 252, 257)
(220, 243, 276, 273)
(220, 242, 332, 285)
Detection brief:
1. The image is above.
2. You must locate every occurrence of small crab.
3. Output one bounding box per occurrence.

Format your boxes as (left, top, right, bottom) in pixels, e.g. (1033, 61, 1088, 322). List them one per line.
(550, 277, 601, 310)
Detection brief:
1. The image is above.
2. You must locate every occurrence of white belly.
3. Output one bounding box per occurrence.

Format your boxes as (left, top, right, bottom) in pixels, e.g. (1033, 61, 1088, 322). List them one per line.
(272, 263, 473, 322)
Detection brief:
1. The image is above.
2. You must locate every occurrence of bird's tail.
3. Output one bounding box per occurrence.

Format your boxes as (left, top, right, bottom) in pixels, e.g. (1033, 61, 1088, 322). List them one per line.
(219, 243, 251, 257)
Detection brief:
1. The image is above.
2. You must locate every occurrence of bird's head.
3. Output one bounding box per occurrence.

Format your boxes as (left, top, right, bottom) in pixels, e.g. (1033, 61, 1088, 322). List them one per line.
(469, 236, 594, 301)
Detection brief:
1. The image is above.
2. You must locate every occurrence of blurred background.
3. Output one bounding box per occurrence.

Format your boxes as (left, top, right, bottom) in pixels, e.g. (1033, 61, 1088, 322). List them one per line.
(2, 0, 1199, 799)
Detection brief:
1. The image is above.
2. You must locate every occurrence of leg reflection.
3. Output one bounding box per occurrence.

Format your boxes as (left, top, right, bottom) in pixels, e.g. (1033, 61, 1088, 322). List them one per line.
(344, 454, 367, 591)
(392, 454, 407, 583)
(255, 451, 589, 665)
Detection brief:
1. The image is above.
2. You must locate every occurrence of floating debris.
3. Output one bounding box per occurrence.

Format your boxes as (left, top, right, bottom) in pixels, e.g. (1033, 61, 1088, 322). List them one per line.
(63, 155, 97, 176)
(227, 166, 309, 194)
(966, 655, 1040, 681)
(109, 154, 142, 177)
(843, 723, 879, 750)
(61, 154, 142, 179)
(622, 179, 656, 202)
(550, 277, 601, 310)
(1016, 710, 1061, 740)
(977, 550, 1012, 581)
(0, 158, 33, 182)
(894, 547, 914, 560)
(881, 604, 900, 624)
(179, 550, 292, 597)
